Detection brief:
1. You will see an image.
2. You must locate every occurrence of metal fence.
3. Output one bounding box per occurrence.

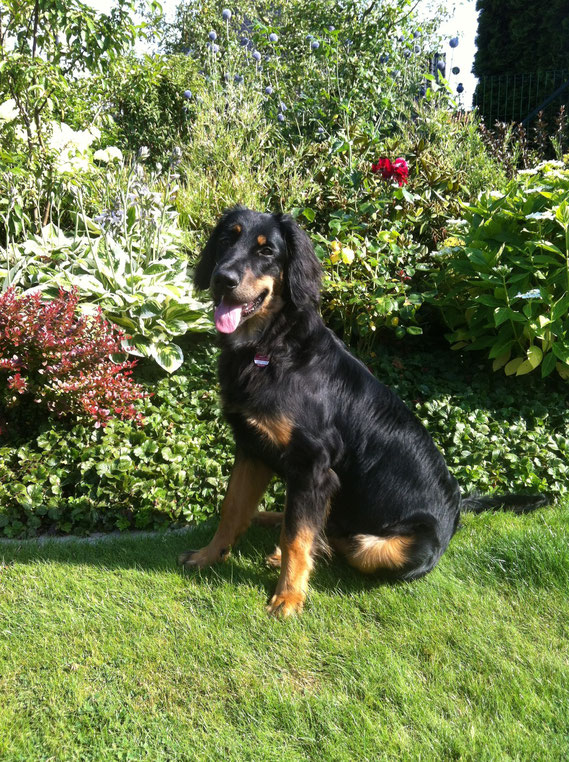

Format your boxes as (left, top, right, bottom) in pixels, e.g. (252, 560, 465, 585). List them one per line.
(474, 70, 569, 126)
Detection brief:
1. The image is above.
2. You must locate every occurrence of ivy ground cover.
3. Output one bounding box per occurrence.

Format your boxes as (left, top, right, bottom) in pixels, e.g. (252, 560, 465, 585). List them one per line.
(2, 339, 569, 538)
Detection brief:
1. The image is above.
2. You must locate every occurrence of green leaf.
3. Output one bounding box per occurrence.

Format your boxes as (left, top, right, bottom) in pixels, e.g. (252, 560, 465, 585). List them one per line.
(129, 334, 153, 357)
(504, 357, 523, 376)
(551, 294, 569, 322)
(555, 200, 569, 228)
(492, 350, 511, 371)
(541, 351, 557, 378)
(138, 301, 162, 319)
(144, 263, 170, 275)
(152, 342, 184, 373)
(476, 294, 503, 308)
(302, 207, 316, 223)
(537, 240, 564, 256)
(163, 319, 188, 335)
(552, 343, 569, 364)
(516, 359, 535, 376)
(494, 307, 512, 327)
(109, 315, 138, 333)
(526, 345, 543, 369)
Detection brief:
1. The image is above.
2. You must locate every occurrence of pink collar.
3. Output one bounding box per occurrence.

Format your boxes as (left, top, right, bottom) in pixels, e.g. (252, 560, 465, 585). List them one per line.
(254, 354, 270, 367)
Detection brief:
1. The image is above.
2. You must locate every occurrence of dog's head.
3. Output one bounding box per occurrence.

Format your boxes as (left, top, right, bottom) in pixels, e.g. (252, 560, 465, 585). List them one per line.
(194, 207, 321, 338)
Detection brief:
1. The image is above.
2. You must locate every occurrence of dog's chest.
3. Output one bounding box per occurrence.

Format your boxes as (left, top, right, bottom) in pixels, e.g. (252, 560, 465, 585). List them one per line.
(219, 351, 278, 409)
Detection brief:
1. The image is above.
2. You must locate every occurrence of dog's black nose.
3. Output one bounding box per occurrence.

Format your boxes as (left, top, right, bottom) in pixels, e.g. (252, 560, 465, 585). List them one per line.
(213, 269, 240, 290)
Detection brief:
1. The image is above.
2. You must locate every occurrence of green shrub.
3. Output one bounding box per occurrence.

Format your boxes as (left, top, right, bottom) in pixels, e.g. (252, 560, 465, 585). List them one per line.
(107, 54, 201, 165)
(166, 0, 455, 256)
(163, 0, 441, 137)
(1, 154, 213, 371)
(295, 105, 505, 350)
(312, 207, 426, 350)
(0, 0, 144, 241)
(432, 157, 569, 380)
(175, 85, 319, 250)
(2, 340, 566, 539)
(0, 342, 233, 537)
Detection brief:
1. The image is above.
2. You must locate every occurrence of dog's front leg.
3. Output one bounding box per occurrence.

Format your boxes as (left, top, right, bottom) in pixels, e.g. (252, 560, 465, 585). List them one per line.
(267, 450, 338, 617)
(179, 453, 273, 569)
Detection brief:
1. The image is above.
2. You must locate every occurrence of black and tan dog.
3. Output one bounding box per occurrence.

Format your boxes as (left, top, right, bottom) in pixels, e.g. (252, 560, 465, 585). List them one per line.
(179, 207, 548, 617)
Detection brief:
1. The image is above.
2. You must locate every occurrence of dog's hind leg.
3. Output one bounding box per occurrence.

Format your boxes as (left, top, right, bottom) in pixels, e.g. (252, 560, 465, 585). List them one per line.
(330, 514, 445, 581)
(179, 453, 273, 569)
(331, 534, 415, 574)
(251, 510, 285, 566)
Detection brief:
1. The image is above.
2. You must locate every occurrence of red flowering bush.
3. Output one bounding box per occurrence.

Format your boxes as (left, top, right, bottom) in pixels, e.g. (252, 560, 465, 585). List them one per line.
(371, 157, 409, 186)
(0, 288, 147, 429)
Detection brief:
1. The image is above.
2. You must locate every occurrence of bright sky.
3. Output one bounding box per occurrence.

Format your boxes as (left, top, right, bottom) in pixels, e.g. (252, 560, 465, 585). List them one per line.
(87, 0, 479, 106)
(436, 0, 479, 107)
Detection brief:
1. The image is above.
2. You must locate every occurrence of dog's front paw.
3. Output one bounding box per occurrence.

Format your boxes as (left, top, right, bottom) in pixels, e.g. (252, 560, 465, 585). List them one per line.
(178, 546, 229, 568)
(266, 591, 305, 618)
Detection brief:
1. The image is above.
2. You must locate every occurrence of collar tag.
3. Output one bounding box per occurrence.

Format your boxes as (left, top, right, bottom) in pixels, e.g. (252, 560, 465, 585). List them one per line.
(254, 354, 270, 367)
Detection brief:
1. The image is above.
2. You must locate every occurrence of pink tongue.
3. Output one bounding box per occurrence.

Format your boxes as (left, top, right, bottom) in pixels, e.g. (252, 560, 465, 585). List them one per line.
(214, 299, 243, 333)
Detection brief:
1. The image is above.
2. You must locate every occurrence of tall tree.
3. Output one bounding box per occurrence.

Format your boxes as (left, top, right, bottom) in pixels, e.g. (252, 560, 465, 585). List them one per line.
(473, 0, 569, 77)
(473, 0, 569, 125)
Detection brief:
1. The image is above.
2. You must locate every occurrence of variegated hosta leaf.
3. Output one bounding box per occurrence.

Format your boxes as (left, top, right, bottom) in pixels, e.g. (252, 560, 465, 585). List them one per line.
(151, 342, 184, 373)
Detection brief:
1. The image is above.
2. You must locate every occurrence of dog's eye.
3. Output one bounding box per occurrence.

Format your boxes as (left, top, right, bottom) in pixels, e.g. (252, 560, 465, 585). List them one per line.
(259, 247, 274, 257)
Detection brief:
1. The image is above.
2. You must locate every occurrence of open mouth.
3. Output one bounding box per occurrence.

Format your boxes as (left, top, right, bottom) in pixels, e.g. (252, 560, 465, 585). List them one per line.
(214, 290, 269, 333)
(242, 290, 267, 317)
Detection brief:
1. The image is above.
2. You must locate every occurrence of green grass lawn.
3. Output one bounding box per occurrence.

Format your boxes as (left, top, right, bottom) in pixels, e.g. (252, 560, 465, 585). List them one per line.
(1, 504, 568, 762)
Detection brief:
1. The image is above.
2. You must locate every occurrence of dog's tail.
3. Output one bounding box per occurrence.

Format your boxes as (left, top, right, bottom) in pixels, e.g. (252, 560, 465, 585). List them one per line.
(461, 493, 551, 515)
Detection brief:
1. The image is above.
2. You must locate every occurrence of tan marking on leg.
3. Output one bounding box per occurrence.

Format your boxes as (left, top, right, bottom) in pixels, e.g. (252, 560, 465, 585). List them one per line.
(252, 510, 284, 527)
(267, 526, 316, 617)
(178, 455, 273, 568)
(332, 534, 414, 574)
(257, 234, 267, 246)
(246, 414, 293, 448)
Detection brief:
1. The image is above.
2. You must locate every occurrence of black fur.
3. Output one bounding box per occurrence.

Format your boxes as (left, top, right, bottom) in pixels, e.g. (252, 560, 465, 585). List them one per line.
(192, 207, 550, 588)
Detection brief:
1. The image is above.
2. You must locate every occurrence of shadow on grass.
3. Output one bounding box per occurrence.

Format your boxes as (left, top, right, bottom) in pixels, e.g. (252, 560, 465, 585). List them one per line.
(0, 520, 395, 600)
(2, 508, 567, 599)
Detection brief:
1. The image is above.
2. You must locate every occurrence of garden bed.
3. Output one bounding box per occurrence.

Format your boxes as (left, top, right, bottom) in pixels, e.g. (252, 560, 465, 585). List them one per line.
(1, 335, 568, 539)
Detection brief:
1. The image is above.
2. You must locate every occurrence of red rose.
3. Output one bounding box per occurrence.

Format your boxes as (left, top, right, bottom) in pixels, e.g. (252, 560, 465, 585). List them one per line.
(371, 157, 394, 179)
(392, 157, 409, 186)
(371, 156, 409, 186)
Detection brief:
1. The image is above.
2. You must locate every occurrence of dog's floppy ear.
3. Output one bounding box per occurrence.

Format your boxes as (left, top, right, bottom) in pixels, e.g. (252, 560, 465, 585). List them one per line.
(278, 214, 322, 308)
